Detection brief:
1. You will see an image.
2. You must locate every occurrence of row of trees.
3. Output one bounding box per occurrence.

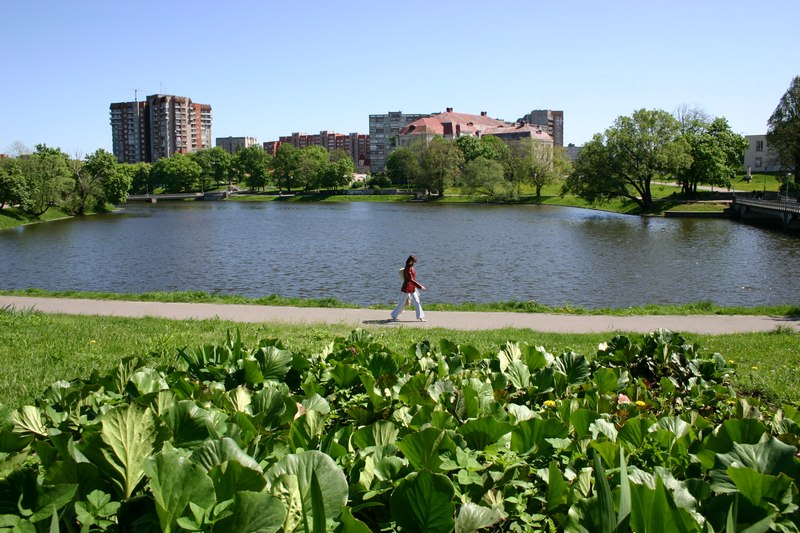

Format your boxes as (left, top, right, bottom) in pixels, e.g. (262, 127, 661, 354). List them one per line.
(133, 145, 357, 195)
(385, 135, 572, 200)
(567, 77, 800, 211)
(564, 109, 747, 211)
(0, 146, 130, 216)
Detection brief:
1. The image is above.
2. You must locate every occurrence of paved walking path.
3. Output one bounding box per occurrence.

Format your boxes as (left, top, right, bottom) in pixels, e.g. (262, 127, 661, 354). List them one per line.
(1, 295, 798, 334)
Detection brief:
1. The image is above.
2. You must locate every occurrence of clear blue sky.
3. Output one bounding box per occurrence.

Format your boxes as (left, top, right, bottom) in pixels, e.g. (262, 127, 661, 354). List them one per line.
(2, 0, 798, 157)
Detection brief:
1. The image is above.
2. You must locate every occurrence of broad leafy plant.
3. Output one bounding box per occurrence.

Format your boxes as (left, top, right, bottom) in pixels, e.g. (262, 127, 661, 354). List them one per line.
(0, 328, 797, 531)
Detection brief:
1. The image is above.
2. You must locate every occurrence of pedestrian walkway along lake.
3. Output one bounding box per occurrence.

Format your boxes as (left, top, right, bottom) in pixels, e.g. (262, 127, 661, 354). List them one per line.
(2, 201, 799, 309)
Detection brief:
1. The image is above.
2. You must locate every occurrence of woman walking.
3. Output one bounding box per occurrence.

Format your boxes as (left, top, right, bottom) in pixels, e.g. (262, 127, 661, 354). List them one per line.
(391, 255, 426, 322)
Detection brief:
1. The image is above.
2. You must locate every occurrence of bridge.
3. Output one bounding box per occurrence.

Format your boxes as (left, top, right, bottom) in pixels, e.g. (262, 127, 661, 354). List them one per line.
(730, 195, 800, 231)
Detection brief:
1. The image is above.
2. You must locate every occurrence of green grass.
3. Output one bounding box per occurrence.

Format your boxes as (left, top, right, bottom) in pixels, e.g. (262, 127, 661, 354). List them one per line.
(0, 207, 73, 230)
(4, 288, 799, 317)
(1, 308, 797, 409)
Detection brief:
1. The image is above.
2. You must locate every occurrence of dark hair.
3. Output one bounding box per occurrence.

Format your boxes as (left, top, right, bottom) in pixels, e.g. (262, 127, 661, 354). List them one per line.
(405, 255, 416, 267)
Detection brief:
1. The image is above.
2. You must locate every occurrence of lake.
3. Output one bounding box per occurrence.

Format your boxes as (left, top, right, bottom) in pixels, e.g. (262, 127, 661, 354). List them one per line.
(2, 201, 799, 309)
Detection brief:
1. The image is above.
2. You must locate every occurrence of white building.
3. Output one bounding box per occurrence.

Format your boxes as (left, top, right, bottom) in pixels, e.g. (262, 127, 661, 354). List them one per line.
(743, 135, 782, 173)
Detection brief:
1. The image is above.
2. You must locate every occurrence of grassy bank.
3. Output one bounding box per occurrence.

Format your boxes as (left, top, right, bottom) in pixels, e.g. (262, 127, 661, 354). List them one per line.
(1, 308, 797, 409)
(3, 288, 798, 316)
(0, 206, 73, 230)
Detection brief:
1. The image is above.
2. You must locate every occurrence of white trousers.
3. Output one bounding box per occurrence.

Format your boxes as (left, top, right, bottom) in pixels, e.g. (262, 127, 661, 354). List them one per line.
(391, 289, 424, 320)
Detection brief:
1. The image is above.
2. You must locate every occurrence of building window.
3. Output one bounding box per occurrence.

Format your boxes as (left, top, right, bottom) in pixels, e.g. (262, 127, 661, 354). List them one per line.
(755, 140, 764, 152)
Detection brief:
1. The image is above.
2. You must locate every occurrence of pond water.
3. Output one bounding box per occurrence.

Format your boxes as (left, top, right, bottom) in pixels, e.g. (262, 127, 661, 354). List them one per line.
(2, 201, 799, 308)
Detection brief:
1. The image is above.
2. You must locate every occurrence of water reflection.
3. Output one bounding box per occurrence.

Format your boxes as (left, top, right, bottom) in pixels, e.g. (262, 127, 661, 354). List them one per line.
(2, 202, 799, 308)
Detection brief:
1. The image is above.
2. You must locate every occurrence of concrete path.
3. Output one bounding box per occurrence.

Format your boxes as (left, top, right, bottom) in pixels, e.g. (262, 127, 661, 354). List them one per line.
(1, 295, 798, 334)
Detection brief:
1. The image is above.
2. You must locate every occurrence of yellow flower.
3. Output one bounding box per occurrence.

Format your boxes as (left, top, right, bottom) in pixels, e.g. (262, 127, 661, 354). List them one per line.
(751, 366, 759, 371)
(90, 340, 97, 344)
(727, 360, 734, 364)
(635, 401, 646, 407)
(543, 400, 556, 408)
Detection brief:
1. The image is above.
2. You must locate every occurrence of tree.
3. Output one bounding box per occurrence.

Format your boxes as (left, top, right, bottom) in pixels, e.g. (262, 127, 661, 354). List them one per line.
(677, 116, 747, 194)
(295, 146, 329, 192)
(564, 109, 691, 211)
(151, 154, 202, 193)
(386, 146, 422, 187)
(508, 139, 571, 198)
(766, 75, 800, 192)
(193, 147, 232, 191)
(461, 156, 511, 199)
(120, 162, 152, 195)
(66, 149, 121, 215)
(420, 137, 463, 197)
(455, 135, 509, 164)
(233, 146, 271, 191)
(321, 150, 355, 190)
(271, 144, 301, 192)
(22, 144, 72, 216)
(0, 158, 30, 210)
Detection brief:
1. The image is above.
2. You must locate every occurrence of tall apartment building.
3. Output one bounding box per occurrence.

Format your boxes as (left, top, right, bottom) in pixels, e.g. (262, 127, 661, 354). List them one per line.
(110, 100, 148, 164)
(216, 136, 258, 154)
(516, 110, 564, 147)
(109, 94, 212, 163)
(266, 131, 370, 172)
(369, 111, 433, 174)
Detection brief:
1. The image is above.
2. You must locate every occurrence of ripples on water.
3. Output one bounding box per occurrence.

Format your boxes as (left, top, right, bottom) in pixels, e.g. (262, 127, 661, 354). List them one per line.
(2, 201, 799, 308)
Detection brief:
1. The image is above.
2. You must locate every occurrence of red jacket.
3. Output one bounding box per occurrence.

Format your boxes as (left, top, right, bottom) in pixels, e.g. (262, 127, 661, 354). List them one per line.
(401, 266, 423, 293)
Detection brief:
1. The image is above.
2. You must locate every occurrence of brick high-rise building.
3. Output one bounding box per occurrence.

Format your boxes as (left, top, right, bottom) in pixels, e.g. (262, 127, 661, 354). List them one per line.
(109, 94, 212, 163)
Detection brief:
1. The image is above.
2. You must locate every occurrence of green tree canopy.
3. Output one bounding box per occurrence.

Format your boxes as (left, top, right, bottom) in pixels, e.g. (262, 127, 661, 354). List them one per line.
(386, 146, 422, 187)
(233, 146, 271, 191)
(65, 149, 122, 215)
(455, 135, 509, 164)
(766, 75, 800, 189)
(22, 144, 72, 216)
(271, 144, 301, 192)
(420, 137, 463, 197)
(151, 153, 202, 193)
(460, 156, 510, 199)
(0, 158, 30, 211)
(295, 146, 329, 192)
(120, 162, 153, 195)
(321, 149, 355, 190)
(564, 109, 691, 211)
(677, 115, 747, 194)
(192, 147, 232, 191)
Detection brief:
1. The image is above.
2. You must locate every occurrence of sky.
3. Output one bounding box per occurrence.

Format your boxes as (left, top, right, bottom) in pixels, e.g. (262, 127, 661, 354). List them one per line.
(1, 0, 799, 157)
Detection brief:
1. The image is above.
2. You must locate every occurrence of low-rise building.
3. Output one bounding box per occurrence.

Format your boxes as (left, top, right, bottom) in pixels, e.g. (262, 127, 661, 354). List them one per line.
(743, 134, 782, 173)
(369, 111, 433, 174)
(216, 136, 258, 154)
(397, 108, 553, 151)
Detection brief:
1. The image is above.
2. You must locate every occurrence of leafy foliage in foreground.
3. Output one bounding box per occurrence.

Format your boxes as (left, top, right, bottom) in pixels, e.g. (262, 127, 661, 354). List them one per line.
(0, 329, 798, 531)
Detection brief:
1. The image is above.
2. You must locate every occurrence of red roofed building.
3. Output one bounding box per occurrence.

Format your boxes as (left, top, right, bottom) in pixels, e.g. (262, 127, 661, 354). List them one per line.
(397, 108, 554, 150)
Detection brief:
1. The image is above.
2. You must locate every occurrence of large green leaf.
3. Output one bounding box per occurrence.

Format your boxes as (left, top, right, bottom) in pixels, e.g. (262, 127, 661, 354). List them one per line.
(144, 444, 216, 533)
(213, 491, 286, 533)
(390, 470, 455, 533)
(546, 460, 570, 513)
(454, 502, 502, 533)
(397, 428, 455, 471)
(11, 406, 47, 438)
(161, 400, 220, 449)
(711, 437, 798, 494)
(98, 404, 159, 499)
(727, 467, 794, 509)
(504, 360, 531, 390)
(129, 368, 168, 396)
(457, 417, 512, 450)
(554, 352, 590, 387)
(570, 409, 602, 440)
(618, 416, 654, 450)
(511, 418, 569, 456)
(697, 419, 769, 470)
(352, 420, 398, 450)
(266, 450, 348, 532)
(254, 345, 294, 381)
